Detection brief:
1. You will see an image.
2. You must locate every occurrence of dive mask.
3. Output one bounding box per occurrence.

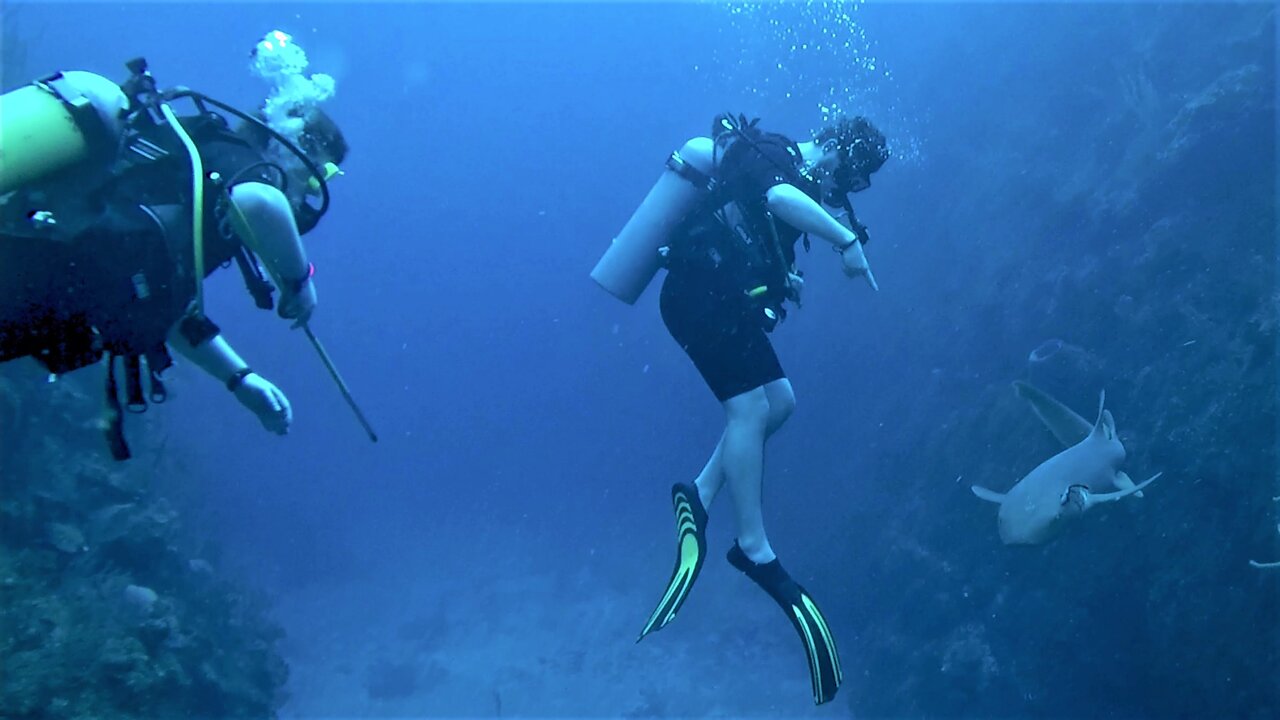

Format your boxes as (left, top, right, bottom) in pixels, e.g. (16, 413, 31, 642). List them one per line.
(824, 125, 889, 204)
(825, 161, 871, 205)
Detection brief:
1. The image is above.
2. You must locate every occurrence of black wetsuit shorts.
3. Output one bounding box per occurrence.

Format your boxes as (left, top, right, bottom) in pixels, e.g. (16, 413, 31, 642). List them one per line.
(659, 267, 785, 403)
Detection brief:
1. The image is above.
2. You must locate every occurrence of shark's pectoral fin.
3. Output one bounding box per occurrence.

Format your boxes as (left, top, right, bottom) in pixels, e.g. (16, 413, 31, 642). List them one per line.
(971, 486, 1006, 504)
(1086, 472, 1162, 508)
(1114, 470, 1145, 499)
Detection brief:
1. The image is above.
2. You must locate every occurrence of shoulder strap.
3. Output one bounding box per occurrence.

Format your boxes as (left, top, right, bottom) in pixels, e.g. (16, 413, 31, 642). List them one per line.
(710, 113, 806, 191)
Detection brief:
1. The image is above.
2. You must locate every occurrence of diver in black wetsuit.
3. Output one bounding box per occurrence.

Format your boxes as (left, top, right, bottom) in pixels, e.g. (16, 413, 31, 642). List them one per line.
(0, 40, 347, 459)
(634, 113, 889, 706)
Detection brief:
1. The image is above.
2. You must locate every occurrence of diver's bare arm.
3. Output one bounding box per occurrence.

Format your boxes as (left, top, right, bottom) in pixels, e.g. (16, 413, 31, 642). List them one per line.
(166, 325, 249, 385)
(228, 182, 310, 283)
(765, 184, 858, 247)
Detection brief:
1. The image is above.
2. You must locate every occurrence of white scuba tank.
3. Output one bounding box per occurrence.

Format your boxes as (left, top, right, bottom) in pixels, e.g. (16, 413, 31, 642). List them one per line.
(590, 136, 715, 305)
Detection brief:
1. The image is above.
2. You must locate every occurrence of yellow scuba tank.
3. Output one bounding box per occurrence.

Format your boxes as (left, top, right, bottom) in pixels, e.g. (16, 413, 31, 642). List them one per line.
(0, 71, 128, 195)
(591, 136, 714, 305)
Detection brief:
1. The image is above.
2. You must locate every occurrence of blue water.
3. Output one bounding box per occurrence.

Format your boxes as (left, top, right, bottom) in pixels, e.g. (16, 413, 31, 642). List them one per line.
(4, 1, 1276, 717)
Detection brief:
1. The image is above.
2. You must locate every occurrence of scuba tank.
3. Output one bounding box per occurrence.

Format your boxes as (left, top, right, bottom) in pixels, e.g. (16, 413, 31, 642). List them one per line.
(0, 71, 132, 241)
(0, 71, 128, 196)
(593, 113, 805, 315)
(591, 137, 715, 305)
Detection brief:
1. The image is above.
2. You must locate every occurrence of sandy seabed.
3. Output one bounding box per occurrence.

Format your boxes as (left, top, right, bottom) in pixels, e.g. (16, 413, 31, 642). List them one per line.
(274, 542, 845, 719)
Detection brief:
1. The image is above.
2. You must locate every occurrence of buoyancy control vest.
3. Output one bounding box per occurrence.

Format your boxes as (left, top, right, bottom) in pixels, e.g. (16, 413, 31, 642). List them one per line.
(0, 111, 286, 459)
(2, 59, 341, 459)
(1, 110, 284, 369)
(662, 114, 820, 328)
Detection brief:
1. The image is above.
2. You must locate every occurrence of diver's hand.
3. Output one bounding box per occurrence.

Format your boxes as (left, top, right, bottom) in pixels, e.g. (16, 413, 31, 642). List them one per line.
(233, 373, 293, 435)
(840, 240, 879, 291)
(278, 277, 317, 329)
(786, 272, 805, 307)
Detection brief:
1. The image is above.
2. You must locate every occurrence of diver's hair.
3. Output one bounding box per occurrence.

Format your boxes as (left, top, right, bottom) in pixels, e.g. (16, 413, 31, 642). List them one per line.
(237, 107, 348, 165)
(299, 107, 348, 165)
(816, 116, 889, 173)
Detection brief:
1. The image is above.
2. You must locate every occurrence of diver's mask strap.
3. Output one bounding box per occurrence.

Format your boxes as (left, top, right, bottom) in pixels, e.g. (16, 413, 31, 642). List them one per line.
(298, 162, 341, 234)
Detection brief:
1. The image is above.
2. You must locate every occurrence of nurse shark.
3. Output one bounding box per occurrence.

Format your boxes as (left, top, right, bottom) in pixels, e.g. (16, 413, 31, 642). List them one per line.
(972, 382, 1162, 545)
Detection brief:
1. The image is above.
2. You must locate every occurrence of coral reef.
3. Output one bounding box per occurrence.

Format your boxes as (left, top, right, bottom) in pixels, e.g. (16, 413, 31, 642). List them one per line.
(0, 370, 288, 719)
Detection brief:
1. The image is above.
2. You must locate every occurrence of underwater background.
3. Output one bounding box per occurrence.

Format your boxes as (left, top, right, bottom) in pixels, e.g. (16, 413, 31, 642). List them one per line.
(1, 1, 1276, 717)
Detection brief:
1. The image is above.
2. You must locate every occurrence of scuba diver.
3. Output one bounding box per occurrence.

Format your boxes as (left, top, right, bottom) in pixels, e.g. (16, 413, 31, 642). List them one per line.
(591, 112, 889, 705)
(0, 31, 349, 459)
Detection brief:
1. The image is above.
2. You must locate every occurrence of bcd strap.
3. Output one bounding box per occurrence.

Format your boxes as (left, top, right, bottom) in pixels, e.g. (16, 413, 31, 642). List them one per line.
(102, 344, 174, 461)
(103, 354, 131, 461)
(841, 196, 870, 245)
(124, 355, 146, 413)
(666, 151, 715, 193)
(145, 346, 171, 403)
(40, 72, 120, 162)
(216, 185, 282, 312)
(232, 245, 276, 310)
